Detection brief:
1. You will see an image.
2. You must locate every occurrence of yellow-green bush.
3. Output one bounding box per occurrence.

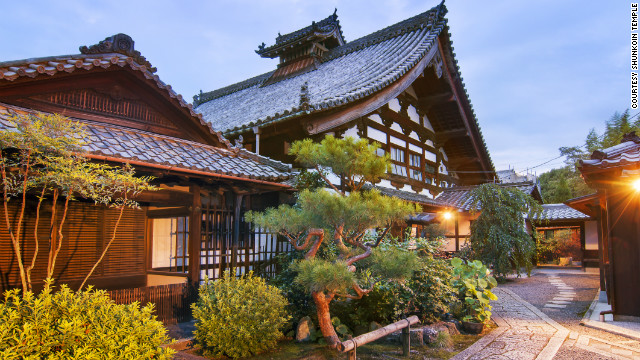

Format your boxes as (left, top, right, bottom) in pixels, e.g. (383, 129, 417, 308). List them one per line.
(192, 270, 290, 359)
(0, 283, 174, 359)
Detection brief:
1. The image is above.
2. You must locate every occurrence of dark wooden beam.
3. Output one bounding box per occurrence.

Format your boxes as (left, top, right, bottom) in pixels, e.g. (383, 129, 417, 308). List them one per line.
(447, 156, 480, 170)
(435, 127, 468, 146)
(417, 91, 454, 111)
(188, 184, 202, 285)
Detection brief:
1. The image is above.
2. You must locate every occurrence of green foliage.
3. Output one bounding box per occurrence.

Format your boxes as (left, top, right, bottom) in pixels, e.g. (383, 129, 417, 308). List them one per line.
(293, 168, 326, 191)
(537, 229, 581, 263)
(467, 183, 542, 278)
(264, 252, 315, 332)
(291, 259, 356, 294)
(539, 166, 591, 203)
(192, 270, 290, 359)
(369, 245, 421, 281)
(0, 282, 173, 359)
(290, 135, 390, 191)
(332, 238, 455, 327)
(544, 110, 638, 203)
(0, 113, 156, 291)
(430, 331, 453, 349)
(451, 258, 498, 323)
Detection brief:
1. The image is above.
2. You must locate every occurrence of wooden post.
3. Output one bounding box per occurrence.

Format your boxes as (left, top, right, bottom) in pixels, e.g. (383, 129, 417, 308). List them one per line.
(231, 194, 244, 271)
(188, 184, 202, 285)
(338, 316, 419, 354)
(346, 347, 356, 360)
(454, 213, 459, 251)
(402, 325, 410, 357)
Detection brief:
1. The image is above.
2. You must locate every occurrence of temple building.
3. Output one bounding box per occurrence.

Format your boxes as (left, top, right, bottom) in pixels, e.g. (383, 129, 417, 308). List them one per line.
(194, 2, 495, 208)
(0, 34, 293, 321)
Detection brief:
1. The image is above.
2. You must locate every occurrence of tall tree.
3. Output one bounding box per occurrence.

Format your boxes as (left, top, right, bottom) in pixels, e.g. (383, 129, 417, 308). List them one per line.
(543, 110, 636, 203)
(0, 113, 154, 292)
(246, 135, 419, 347)
(467, 183, 543, 279)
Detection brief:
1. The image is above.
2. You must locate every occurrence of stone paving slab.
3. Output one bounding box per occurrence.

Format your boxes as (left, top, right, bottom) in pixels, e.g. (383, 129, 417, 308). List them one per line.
(452, 288, 568, 360)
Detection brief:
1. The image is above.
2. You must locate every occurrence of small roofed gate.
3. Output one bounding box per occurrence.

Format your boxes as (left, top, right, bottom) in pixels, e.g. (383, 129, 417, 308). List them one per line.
(198, 192, 290, 282)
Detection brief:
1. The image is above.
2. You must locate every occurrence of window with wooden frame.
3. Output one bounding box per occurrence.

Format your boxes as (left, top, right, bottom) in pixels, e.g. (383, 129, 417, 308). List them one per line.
(408, 152, 422, 181)
(389, 146, 407, 176)
(151, 217, 189, 273)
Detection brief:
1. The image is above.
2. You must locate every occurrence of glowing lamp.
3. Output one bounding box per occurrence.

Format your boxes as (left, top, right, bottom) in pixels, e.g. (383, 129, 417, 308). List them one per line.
(633, 179, 640, 192)
(443, 211, 453, 220)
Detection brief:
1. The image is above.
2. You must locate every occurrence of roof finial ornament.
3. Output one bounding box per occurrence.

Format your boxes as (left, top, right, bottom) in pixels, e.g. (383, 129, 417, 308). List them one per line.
(299, 82, 310, 110)
(333, 8, 338, 18)
(622, 131, 640, 144)
(79, 33, 157, 73)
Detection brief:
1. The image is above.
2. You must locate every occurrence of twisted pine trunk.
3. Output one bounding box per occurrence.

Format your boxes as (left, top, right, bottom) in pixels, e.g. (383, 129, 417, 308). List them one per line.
(312, 291, 339, 347)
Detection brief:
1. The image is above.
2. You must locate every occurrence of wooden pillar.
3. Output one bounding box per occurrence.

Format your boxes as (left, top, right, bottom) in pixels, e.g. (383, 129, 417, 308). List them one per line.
(454, 214, 460, 252)
(580, 222, 586, 271)
(188, 184, 202, 285)
(596, 204, 606, 290)
(231, 194, 244, 271)
(402, 325, 410, 356)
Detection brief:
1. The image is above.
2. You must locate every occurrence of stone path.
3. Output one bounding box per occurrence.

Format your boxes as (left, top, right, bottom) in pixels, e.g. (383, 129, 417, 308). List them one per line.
(544, 274, 576, 309)
(453, 287, 568, 360)
(453, 282, 640, 360)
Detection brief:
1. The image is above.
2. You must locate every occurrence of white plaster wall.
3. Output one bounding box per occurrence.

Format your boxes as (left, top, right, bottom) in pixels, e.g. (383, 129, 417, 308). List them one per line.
(407, 105, 420, 123)
(368, 126, 387, 143)
(388, 98, 401, 112)
(585, 220, 599, 250)
(369, 114, 383, 124)
(391, 122, 403, 133)
(425, 151, 437, 162)
(378, 179, 394, 189)
(343, 126, 359, 138)
(409, 131, 419, 141)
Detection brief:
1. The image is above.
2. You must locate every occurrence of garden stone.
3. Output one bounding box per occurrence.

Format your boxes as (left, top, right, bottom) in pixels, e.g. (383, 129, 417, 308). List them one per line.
(296, 316, 314, 342)
(423, 327, 439, 344)
(369, 321, 382, 332)
(410, 328, 424, 346)
(434, 321, 460, 336)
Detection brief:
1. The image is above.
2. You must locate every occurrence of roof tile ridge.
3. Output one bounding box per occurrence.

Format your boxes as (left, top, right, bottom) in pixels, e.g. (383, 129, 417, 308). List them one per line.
(193, 71, 274, 106)
(235, 148, 292, 172)
(0, 49, 230, 149)
(322, 7, 445, 62)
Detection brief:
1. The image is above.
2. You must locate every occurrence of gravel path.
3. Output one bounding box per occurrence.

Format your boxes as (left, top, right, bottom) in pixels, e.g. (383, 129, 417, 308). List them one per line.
(500, 269, 640, 359)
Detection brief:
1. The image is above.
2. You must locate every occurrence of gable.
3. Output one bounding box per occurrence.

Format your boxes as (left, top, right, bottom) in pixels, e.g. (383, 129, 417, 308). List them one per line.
(0, 33, 230, 149)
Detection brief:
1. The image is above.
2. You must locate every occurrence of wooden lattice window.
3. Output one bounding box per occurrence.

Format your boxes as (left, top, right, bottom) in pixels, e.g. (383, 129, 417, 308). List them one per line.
(151, 217, 189, 273)
(390, 146, 407, 176)
(409, 152, 422, 181)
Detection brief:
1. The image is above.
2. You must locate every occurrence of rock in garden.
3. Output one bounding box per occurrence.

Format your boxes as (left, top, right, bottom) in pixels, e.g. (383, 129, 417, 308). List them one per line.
(296, 316, 314, 342)
(410, 328, 424, 346)
(423, 328, 439, 344)
(434, 321, 460, 336)
(369, 321, 382, 332)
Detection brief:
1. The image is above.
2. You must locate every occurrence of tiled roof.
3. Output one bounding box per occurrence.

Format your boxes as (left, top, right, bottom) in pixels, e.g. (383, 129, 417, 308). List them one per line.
(0, 34, 232, 150)
(373, 185, 445, 207)
(532, 204, 591, 222)
(194, 3, 448, 135)
(256, 11, 345, 57)
(0, 103, 292, 182)
(436, 182, 539, 211)
(580, 133, 640, 172)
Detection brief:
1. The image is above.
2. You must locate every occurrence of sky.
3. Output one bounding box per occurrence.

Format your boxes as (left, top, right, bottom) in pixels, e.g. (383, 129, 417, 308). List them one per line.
(1, 0, 630, 175)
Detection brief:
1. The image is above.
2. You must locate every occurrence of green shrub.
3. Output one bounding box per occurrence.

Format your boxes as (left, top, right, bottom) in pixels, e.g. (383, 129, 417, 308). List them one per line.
(192, 270, 290, 359)
(264, 252, 316, 334)
(0, 283, 173, 359)
(451, 258, 498, 323)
